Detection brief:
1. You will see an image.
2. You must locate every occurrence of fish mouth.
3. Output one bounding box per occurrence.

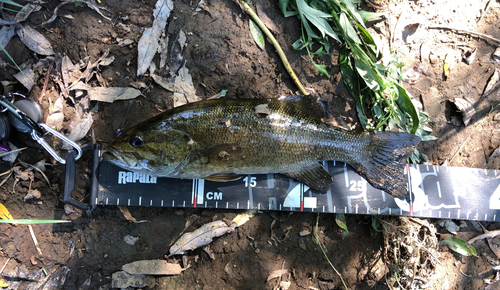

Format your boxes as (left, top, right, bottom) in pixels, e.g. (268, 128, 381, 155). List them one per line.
(102, 147, 137, 169)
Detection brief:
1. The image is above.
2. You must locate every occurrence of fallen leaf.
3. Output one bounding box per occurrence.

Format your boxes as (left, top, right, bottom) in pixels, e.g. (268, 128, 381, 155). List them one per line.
(122, 260, 185, 275)
(437, 220, 460, 235)
(17, 24, 55, 55)
(88, 87, 142, 103)
(232, 210, 256, 227)
(453, 97, 475, 126)
(249, 20, 265, 50)
(0, 203, 13, 220)
(13, 4, 41, 23)
(24, 189, 41, 201)
(112, 271, 148, 289)
(0, 25, 16, 48)
(463, 48, 477, 65)
(62, 113, 93, 149)
(173, 63, 200, 107)
(0, 278, 8, 287)
(483, 68, 500, 97)
(45, 96, 64, 130)
(137, 0, 174, 76)
(13, 65, 35, 91)
(118, 206, 137, 223)
(151, 73, 175, 91)
(266, 269, 288, 281)
(169, 220, 232, 255)
(123, 235, 139, 246)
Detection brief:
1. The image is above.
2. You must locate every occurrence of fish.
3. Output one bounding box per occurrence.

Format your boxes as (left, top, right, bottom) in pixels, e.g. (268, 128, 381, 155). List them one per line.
(103, 96, 421, 198)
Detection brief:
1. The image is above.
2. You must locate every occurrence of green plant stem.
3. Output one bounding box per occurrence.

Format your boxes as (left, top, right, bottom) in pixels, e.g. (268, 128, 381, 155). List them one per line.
(238, 1, 308, 95)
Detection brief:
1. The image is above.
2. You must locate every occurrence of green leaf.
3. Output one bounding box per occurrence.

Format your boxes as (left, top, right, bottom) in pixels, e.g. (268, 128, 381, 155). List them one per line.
(339, 13, 361, 44)
(0, 0, 24, 8)
(395, 84, 419, 134)
(313, 62, 330, 78)
(292, 38, 308, 50)
(353, 55, 381, 91)
(339, 0, 365, 28)
(248, 20, 265, 50)
(296, 0, 341, 43)
(371, 216, 384, 233)
(358, 10, 386, 21)
(335, 214, 348, 239)
(313, 46, 327, 56)
(279, 0, 291, 16)
(442, 237, 477, 256)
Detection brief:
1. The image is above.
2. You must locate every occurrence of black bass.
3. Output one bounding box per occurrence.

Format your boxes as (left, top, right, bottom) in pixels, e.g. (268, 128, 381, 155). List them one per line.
(103, 96, 420, 198)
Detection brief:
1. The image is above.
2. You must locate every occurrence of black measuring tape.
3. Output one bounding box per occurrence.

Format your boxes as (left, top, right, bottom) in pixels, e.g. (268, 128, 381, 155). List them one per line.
(64, 145, 500, 222)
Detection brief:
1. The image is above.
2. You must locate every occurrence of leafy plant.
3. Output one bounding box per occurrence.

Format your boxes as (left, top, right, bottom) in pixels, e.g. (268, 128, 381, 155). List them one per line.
(335, 213, 348, 239)
(442, 236, 477, 256)
(280, 0, 435, 161)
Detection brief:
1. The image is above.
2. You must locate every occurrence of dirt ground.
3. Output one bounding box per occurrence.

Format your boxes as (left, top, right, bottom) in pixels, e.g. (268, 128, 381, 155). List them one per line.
(1, 0, 500, 289)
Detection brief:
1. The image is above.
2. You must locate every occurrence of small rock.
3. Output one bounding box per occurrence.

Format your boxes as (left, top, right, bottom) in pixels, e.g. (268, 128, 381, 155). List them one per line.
(124, 235, 139, 246)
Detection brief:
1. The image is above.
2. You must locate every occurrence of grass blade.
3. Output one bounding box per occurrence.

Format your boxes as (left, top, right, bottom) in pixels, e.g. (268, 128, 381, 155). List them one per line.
(0, 0, 23, 8)
(0, 219, 72, 224)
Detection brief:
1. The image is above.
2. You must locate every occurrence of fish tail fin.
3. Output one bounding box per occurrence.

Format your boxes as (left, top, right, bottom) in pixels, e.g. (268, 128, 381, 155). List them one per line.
(355, 132, 421, 198)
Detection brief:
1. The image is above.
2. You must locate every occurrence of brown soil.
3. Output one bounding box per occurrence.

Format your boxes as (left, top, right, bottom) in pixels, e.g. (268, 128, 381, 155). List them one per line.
(0, 0, 500, 289)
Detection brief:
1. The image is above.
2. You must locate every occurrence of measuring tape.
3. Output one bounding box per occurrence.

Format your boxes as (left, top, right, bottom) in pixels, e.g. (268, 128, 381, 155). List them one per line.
(63, 145, 500, 222)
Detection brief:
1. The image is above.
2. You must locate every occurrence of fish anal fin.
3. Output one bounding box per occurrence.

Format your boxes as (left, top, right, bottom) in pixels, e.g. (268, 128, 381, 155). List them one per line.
(204, 173, 241, 182)
(282, 163, 333, 192)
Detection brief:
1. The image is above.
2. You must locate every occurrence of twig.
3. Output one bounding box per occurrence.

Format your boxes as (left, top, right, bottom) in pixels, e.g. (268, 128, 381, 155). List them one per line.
(0, 258, 10, 275)
(468, 229, 500, 244)
(28, 225, 43, 256)
(478, 0, 493, 23)
(38, 59, 53, 103)
(428, 25, 500, 46)
(237, 1, 308, 95)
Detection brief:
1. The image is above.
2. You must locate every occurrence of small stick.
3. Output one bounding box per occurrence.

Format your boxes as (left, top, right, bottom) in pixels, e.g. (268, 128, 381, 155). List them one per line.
(0, 258, 10, 275)
(39, 61, 53, 103)
(28, 225, 43, 256)
(468, 229, 500, 244)
(428, 25, 500, 46)
(237, 1, 308, 95)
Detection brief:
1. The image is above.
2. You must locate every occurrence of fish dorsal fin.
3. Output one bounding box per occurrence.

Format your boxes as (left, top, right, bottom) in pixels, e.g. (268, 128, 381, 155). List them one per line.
(204, 173, 241, 182)
(270, 95, 328, 124)
(282, 163, 333, 191)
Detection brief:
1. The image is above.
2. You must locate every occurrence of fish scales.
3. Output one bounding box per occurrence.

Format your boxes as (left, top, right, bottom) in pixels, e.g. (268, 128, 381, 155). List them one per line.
(104, 96, 421, 198)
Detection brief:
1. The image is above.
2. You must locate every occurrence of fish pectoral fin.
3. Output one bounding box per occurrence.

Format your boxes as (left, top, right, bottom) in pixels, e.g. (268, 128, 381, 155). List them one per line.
(282, 163, 333, 192)
(204, 173, 242, 182)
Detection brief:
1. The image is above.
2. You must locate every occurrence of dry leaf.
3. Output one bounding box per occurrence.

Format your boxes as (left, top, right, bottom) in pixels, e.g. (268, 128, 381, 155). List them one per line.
(112, 271, 148, 289)
(266, 269, 288, 281)
(122, 260, 185, 275)
(0, 25, 16, 48)
(0, 278, 8, 287)
(483, 68, 500, 97)
(13, 4, 41, 23)
(24, 189, 41, 201)
(88, 87, 142, 103)
(14, 66, 35, 91)
(137, 0, 174, 76)
(45, 96, 64, 130)
(118, 206, 137, 223)
(169, 220, 232, 255)
(151, 73, 175, 91)
(173, 63, 200, 107)
(62, 113, 93, 149)
(0, 202, 13, 220)
(232, 210, 255, 227)
(17, 24, 55, 55)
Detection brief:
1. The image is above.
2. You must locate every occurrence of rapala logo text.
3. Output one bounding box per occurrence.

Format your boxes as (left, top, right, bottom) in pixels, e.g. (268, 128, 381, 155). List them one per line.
(118, 171, 157, 184)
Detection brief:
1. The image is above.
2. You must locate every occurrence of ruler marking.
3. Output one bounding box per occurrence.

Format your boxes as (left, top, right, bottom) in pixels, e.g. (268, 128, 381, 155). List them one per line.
(345, 206, 347, 213)
(139, 196, 142, 206)
(439, 211, 441, 218)
(378, 208, 380, 214)
(279, 204, 282, 210)
(247, 175, 254, 209)
(389, 208, 392, 215)
(226, 202, 228, 208)
(267, 174, 274, 188)
(150, 200, 152, 206)
(322, 205, 325, 212)
(205, 201, 207, 207)
(426, 164, 429, 171)
(237, 202, 239, 209)
(334, 206, 336, 213)
(95, 197, 98, 205)
(495, 214, 497, 221)
(466, 211, 470, 219)
(437, 181, 442, 198)
(172, 200, 174, 207)
(475, 212, 478, 220)
(258, 203, 261, 210)
(496, 170, 498, 176)
(161, 200, 164, 207)
(448, 211, 450, 218)
(343, 164, 349, 187)
(216, 202, 218, 208)
(485, 213, 488, 220)
(128, 199, 130, 206)
(400, 208, 402, 215)
(382, 190, 386, 202)
(183, 200, 185, 207)
(247, 200, 250, 210)
(356, 204, 358, 214)
(106, 198, 108, 205)
(457, 209, 460, 219)
(116, 198, 119, 205)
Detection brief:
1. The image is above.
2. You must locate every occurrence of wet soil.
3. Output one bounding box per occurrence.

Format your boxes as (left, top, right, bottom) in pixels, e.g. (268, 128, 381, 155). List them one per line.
(0, 0, 500, 289)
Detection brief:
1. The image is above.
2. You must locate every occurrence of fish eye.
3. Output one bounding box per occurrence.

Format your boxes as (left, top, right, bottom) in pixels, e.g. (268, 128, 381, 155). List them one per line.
(129, 136, 143, 147)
